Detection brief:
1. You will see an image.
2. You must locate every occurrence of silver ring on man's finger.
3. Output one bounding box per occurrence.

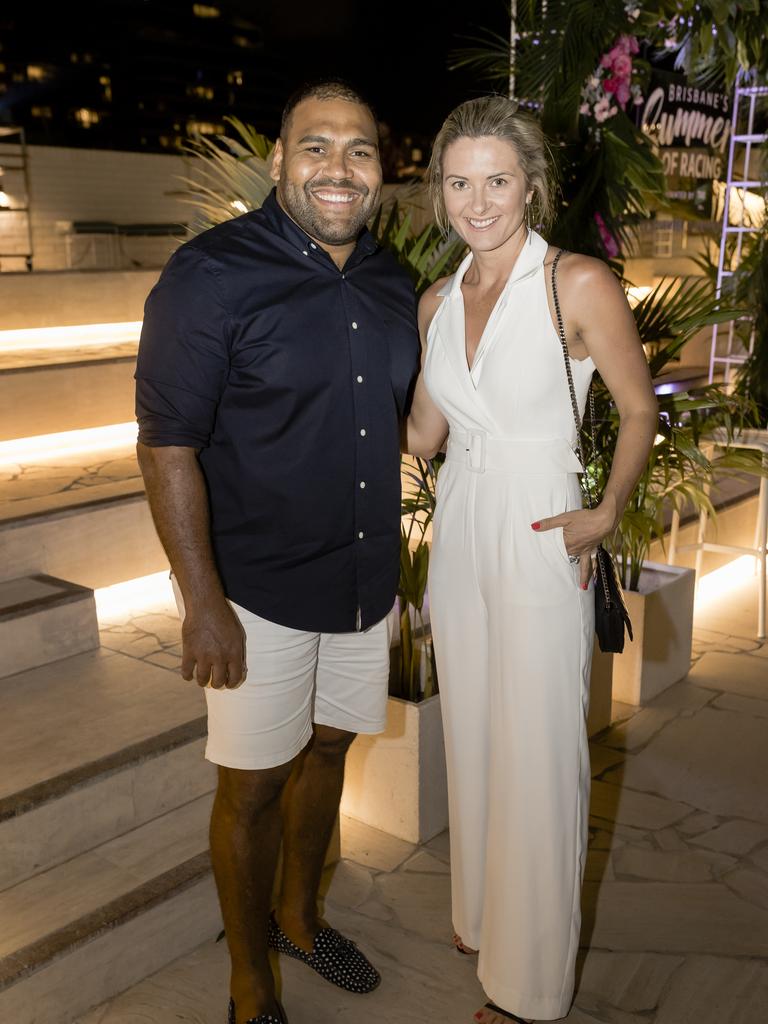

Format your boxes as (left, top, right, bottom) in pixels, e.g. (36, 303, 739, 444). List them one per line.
(568, 554, 581, 564)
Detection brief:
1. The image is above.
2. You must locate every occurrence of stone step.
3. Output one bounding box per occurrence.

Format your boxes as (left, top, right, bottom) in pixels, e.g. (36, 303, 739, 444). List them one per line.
(0, 352, 137, 441)
(0, 647, 213, 891)
(0, 574, 100, 679)
(0, 475, 167, 589)
(0, 795, 220, 1024)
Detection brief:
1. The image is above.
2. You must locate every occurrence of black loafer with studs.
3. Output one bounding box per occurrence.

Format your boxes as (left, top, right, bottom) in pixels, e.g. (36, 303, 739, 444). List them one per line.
(227, 997, 285, 1024)
(267, 912, 381, 994)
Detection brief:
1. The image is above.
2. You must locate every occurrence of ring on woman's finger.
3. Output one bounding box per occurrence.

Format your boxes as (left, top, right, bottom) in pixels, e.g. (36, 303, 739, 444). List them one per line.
(568, 554, 581, 564)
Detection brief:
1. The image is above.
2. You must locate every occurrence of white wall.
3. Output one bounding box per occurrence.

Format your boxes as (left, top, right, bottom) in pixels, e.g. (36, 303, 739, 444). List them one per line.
(0, 144, 193, 272)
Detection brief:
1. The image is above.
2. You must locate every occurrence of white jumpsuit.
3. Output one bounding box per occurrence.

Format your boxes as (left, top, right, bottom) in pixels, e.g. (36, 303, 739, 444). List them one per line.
(424, 232, 595, 1021)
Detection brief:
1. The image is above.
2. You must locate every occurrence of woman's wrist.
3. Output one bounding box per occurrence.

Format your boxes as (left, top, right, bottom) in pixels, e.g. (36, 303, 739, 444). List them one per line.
(595, 494, 620, 534)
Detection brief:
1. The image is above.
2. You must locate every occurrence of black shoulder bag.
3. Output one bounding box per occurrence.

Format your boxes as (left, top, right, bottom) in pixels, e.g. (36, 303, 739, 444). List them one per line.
(551, 249, 633, 654)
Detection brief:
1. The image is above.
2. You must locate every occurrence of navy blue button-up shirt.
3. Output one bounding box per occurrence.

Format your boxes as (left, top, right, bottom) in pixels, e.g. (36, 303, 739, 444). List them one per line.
(136, 189, 419, 633)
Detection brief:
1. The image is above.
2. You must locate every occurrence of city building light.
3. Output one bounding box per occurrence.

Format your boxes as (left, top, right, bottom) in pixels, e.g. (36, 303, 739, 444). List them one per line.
(186, 120, 224, 135)
(193, 3, 220, 16)
(74, 108, 100, 128)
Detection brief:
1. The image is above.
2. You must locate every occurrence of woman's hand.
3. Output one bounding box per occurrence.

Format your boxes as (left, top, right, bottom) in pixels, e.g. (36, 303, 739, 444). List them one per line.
(532, 502, 617, 589)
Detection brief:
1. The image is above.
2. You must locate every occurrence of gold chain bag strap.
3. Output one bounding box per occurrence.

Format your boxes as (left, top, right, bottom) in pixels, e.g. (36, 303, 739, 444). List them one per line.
(550, 249, 633, 654)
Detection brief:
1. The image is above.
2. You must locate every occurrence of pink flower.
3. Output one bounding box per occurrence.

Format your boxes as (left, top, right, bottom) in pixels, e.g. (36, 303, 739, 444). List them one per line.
(615, 81, 631, 107)
(613, 53, 632, 78)
(603, 77, 619, 94)
(628, 36, 640, 54)
(594, 212, 620, 259)
(579, 102, 590, 115)
(594, 97, 617, 123)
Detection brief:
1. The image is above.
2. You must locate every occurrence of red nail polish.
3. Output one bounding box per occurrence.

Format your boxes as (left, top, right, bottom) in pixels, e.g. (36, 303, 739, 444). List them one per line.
(582, 583, 588, 590)
(531, 521, 541, 530)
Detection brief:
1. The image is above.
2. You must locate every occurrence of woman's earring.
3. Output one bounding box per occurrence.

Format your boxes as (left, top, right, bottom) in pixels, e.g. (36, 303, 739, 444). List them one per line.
(525, 200, 533, 242)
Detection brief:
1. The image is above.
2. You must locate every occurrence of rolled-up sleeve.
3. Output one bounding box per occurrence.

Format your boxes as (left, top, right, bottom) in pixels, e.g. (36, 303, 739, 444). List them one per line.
(135, 245, 231, 447)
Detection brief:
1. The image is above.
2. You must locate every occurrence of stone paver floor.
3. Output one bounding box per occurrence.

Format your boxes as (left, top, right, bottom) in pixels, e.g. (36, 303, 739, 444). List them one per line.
(78, 571, 768, 1024)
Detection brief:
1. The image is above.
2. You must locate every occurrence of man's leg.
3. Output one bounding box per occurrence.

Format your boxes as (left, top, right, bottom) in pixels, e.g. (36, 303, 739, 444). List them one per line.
(212, 761, 295, 1023)
(275, 724, 356, 950)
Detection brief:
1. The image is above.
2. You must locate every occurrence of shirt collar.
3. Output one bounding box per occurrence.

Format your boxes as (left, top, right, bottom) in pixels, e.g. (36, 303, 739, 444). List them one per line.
(260, 187, 379, 266)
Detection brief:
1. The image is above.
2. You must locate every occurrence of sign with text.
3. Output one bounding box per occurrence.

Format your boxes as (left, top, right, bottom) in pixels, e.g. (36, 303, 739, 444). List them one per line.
(641, 71, 730, 216)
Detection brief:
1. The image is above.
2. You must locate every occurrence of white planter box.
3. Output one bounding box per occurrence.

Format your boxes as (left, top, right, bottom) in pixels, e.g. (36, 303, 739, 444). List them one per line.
(611, 560, 696, 706)
(340, 693, 448, 844)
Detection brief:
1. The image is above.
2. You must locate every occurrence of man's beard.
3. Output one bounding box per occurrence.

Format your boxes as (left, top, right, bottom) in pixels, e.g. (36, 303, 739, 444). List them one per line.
(279, 176, 378, 246)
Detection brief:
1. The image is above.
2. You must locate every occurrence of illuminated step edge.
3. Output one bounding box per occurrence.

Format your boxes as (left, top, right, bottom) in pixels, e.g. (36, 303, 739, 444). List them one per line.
(0, 422, 138, 467)
(0, 321, 142, 353)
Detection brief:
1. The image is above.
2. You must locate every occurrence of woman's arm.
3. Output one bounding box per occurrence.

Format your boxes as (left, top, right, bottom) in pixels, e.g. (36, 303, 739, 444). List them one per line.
(404, 280, 451, 458)
(536, 254, 658, 587)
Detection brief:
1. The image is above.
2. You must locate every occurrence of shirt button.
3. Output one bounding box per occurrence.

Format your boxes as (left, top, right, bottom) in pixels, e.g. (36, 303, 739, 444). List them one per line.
(310, 242, 317, 249)
(302, 250, 308, 256)
(356, 375, 363, 383)
(358, 531, 365, 539)
(359, 481, 366, 489)
(360, 428, 366, 437)
(352, 321, 358, 330)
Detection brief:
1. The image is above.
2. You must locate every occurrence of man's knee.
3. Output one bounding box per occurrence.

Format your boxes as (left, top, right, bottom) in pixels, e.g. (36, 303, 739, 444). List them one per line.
(216, 760, 294, 818)
(309, 725, 357, 761)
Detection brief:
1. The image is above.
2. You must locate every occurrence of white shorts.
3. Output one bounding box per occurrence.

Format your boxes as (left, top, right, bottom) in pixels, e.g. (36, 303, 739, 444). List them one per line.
(173, 580, 393, 770)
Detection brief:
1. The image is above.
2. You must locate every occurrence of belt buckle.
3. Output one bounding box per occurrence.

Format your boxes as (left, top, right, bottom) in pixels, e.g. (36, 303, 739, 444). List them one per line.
(466, 429, 486, 473)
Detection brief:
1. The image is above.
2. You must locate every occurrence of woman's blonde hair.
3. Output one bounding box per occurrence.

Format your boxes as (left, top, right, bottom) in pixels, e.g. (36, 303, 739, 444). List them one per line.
(426, 96, 556, 235)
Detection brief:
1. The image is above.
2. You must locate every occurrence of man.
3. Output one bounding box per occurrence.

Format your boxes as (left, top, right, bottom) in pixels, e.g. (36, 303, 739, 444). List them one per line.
(135, 81, 419, 1024)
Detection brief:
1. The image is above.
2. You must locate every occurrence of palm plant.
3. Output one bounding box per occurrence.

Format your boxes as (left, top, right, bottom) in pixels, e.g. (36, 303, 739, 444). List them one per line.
(174, 117, 275, 233)
(587, 278, 762, 591)
(395, 457, 442, 702)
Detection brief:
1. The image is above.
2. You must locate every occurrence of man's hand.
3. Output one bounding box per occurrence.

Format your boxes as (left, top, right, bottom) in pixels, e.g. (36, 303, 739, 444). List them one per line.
(180, 598, 246, 689)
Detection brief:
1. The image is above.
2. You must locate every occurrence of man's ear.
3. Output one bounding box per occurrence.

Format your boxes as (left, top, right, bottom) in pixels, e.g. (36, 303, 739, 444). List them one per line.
(269, 138, 284, 183)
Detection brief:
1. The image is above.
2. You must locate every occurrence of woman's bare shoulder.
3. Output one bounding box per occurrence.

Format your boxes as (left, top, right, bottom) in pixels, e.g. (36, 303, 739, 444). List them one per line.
(544, 246, 618, 291)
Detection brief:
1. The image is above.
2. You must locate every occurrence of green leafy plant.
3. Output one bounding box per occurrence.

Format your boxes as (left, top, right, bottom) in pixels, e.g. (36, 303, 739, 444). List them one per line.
(587, 278, 763, 591)
(174, 116, 275, 233)
(394, 458, 442, 702)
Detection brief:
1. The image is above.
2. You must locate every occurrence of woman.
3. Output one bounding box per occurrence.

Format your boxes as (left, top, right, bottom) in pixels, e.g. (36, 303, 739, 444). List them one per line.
(405, 97, 657, 1023)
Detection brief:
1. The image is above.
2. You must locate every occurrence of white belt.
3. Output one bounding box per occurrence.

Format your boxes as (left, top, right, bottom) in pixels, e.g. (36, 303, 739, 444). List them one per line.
(445, 431, 583, 475)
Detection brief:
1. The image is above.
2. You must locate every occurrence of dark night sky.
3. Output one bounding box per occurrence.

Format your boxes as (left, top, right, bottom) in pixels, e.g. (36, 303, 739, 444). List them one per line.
(258, 0, 511, 135)
(0, 0, 512, 144)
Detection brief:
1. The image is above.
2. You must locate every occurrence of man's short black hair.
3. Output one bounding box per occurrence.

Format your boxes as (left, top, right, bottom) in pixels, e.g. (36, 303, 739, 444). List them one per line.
(280, 79, 378, 137)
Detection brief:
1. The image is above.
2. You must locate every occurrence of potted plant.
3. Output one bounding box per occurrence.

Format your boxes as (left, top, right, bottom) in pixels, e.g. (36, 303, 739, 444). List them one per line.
(587, 277, 762, 704)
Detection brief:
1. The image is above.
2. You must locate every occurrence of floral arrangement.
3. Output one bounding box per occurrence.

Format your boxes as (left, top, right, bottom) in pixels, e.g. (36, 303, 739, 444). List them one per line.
(579, 34, 644, 127)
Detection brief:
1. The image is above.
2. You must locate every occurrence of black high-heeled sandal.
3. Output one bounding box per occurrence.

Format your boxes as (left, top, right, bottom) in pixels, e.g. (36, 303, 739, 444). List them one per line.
(483, 1002, 533, 1024)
